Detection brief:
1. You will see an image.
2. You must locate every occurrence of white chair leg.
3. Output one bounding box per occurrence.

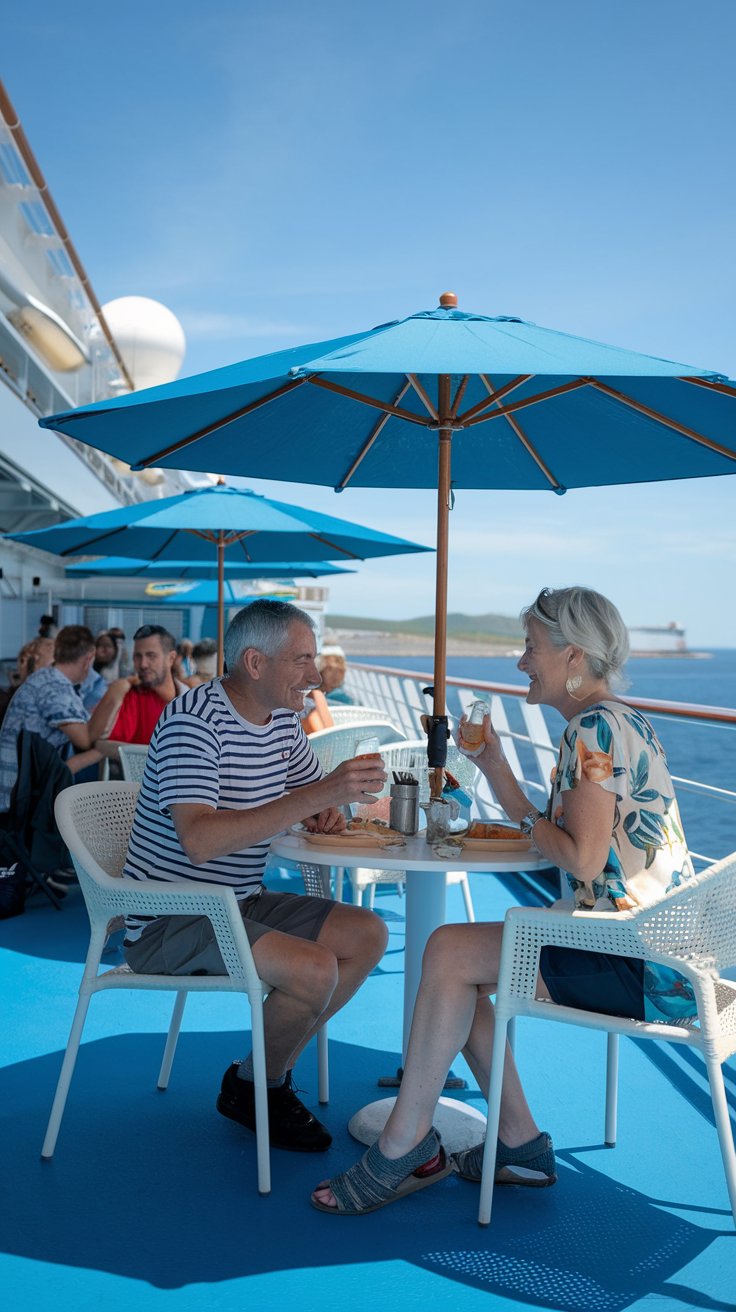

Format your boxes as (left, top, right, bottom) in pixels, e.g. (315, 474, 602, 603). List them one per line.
(605, 1033, 619, 1146)
(459, 873, 476, 923)
(507, 1016, 516, 1056)
(478, 1010, 510, 1225)
(333, 865, 344, 902)
(367, 883, 376, 911)
(249, 992, 271, 1195)
(317, 1025, 329, 1105)
(704, 1053, 736, 1224)
(157, 992, 188, 1090)
(41, 989, 94, 1159)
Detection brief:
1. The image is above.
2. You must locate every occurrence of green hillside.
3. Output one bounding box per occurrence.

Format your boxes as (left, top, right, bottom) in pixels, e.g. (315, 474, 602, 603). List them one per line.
(326, 611, 523, 643)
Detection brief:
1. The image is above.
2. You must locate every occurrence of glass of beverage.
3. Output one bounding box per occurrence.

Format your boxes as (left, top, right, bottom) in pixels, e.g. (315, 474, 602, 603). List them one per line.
(461, 700, 489, 751)
(355, 735, 382, 759)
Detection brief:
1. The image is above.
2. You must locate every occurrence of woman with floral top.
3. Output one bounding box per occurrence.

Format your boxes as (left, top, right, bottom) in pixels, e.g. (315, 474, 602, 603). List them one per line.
(311, 586, 694, 1216)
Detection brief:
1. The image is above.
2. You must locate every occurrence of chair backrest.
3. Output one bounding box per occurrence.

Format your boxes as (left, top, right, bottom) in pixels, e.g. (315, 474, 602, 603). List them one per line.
(118, 744, 150, 783)
(55, 782, 139, 884)
(634, 851, 736, 973)
(307, 721, 408, 773)
(328, 706, 405, 730)
(377, 739, 479, 807)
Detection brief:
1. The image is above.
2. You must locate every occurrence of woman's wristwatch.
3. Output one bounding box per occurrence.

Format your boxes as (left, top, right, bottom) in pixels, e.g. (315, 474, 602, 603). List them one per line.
(519, 806, 544, 836)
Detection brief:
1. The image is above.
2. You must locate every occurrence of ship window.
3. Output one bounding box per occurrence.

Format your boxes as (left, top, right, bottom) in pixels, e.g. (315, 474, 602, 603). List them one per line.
(0, 143, 31, 187)
(46, 248, 75, 279)
(19, 200, 55, 237)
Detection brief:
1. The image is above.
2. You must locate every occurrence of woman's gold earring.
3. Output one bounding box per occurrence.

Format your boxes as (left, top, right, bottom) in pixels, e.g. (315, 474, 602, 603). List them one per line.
(565, 674, 583, 696)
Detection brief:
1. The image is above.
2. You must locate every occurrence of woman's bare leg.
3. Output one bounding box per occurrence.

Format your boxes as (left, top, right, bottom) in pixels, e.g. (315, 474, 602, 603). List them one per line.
(312, 921, 541, 1208)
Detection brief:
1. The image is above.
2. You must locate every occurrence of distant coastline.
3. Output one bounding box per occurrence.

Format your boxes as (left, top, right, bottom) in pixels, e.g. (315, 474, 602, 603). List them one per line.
(328, 628, 522, 658)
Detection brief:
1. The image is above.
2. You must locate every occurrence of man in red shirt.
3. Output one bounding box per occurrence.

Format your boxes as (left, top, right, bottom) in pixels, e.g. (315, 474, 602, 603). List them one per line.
(97, 624, 187, 758)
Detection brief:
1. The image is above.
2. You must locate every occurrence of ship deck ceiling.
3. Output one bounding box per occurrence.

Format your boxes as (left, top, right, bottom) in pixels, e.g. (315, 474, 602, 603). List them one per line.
(2, 857, 734, 1312)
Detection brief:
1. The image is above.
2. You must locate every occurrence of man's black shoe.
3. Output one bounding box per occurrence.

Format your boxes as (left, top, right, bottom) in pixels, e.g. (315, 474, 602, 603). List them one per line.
(216, 1062, 332, 1152)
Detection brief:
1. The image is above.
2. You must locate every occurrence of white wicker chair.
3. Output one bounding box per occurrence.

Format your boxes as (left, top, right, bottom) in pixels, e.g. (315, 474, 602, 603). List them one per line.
(476, 852, 736, 1225)
(328, 706, 405, 730)
(307, 721, 408, 771)
(43, 782, 328, 1196)
(117, 743, 150, 783)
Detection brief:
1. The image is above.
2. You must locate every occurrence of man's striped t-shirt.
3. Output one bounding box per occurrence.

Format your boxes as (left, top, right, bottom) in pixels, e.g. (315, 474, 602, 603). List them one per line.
(123, 679, 322, 942)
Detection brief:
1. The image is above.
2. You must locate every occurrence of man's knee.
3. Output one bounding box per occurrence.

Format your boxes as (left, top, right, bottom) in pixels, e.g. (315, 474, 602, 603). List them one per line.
(296, 944, 340, 1011)
(354, 906, 389, 960)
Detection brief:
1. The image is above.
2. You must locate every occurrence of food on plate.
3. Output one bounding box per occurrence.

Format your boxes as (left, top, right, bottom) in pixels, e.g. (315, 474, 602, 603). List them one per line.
(467, 821, 527, 840)
(346, 818, 405, 841)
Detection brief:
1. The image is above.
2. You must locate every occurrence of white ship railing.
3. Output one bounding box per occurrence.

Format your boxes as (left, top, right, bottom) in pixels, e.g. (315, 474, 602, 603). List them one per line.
(344, 661, 736, 868)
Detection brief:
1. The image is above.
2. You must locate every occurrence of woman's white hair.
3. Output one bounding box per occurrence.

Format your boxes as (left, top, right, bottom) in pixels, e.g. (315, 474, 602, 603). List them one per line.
(521, 587, 630, 687)
(223, 598, 315, 671)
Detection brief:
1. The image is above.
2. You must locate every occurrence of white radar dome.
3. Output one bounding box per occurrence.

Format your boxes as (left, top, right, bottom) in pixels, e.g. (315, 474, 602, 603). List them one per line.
(100, 296, 186, 390)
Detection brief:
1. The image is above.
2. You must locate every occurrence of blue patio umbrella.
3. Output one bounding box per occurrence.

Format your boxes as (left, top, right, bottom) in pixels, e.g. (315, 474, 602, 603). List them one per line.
(64, 557, 354, 579)
(38, 292, 736, 785)
(6, 483, 430, 672)
(156, 582, 291, 606)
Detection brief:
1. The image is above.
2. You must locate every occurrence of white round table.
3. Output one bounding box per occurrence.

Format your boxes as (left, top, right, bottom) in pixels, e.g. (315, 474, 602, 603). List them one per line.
(271, 830, 550, 1148)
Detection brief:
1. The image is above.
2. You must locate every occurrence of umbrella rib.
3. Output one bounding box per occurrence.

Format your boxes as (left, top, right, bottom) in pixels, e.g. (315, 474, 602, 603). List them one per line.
(682, 376, 736, 400)
(58, 527, 129, 556)
(456, 375, 533, 425)
(307, 376, 430, 427)
(335, 380, 413, 490)
(407, 375, 439, 421)
(307, 533, 362, 560)
(450, 376, 470, 419)
(588, 380, 736, 463)
(145, 530, 185, 561)
(129, 377, 308, 469)
(480, 376, 565, 493)
(464, 377, 591, 427)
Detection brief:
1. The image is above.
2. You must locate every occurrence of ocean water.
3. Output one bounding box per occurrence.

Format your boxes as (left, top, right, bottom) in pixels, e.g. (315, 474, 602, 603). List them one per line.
(357, 650, 736, 862)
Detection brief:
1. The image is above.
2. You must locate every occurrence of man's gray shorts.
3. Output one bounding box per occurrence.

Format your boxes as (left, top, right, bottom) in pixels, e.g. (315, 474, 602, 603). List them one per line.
(124, 888, 335, 976)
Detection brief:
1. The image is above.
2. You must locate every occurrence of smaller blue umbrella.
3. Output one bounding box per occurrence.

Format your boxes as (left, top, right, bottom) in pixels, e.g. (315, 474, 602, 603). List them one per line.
(64, 557, 355, 580)
(156, 582, 291, 606)
(6, 483, 430, 671)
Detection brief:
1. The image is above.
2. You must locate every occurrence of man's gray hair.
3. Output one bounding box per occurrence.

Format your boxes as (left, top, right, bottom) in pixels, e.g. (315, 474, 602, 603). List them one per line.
(521, 586, 630, 687)
(223, 598, 316, 671)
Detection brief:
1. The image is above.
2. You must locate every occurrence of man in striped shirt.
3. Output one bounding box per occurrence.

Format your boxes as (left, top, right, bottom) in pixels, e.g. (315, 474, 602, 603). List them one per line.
(123, 599, 388, 1153)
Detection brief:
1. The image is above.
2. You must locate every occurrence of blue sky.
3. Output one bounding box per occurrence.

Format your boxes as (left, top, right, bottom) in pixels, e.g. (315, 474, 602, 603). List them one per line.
(4, 0, 736, 644)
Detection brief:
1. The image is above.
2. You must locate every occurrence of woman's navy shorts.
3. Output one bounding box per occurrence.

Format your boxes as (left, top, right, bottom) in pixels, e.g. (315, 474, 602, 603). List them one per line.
(539, 946, 646, 1021)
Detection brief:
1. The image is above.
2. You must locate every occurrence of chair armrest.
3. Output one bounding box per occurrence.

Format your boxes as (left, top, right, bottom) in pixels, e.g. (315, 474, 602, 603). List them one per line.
(497, 904, 646, 1003)
(83, 873, 263, 991)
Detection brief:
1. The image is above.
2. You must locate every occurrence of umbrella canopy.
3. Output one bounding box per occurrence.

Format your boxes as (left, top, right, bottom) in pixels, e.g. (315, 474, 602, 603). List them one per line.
(39, 293, 736, 788)
(6, 483, 430, 673)
(64, 557, 355, 580)
(156, 582, 290, 607)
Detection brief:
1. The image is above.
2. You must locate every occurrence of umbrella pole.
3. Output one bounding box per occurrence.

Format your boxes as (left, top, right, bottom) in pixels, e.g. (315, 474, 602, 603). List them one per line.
(429, 378, 452, 797)
(217, 532, 225, 676)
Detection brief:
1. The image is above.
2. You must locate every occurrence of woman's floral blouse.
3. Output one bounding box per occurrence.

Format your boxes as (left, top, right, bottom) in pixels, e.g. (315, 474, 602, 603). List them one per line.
(550, 700, 696, 1022)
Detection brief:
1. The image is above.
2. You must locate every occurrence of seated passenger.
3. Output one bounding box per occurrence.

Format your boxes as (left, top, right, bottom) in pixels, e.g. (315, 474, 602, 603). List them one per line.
(311, 587, 695, 1216)
(0, 626, 129, 812)
(122, 599, 388, 1152)
(93, 631, 121, 684)
(96, 624, 188, 763)
(301, 687, 334, 735)
(317, 645, 352, 704)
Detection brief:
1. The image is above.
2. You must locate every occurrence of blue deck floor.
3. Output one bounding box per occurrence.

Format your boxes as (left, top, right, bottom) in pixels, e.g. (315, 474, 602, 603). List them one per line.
(2, 862, 735, 1312)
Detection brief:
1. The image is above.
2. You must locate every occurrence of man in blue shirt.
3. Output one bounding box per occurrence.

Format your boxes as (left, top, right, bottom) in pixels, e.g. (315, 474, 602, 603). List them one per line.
(0, 625, 130, 811)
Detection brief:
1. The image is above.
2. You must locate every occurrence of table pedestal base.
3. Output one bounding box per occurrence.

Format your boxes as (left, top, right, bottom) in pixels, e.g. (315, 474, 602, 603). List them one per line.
(348, 1096, 486, 1152)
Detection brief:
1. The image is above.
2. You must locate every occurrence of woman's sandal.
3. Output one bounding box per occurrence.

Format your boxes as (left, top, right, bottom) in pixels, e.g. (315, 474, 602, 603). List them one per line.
(452, 1131, 557, 1188)
(311, 1127, 454, 1215)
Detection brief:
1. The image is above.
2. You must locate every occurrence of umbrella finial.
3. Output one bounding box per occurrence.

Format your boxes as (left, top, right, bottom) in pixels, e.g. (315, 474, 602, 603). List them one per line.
(439, 291, 458, 308)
